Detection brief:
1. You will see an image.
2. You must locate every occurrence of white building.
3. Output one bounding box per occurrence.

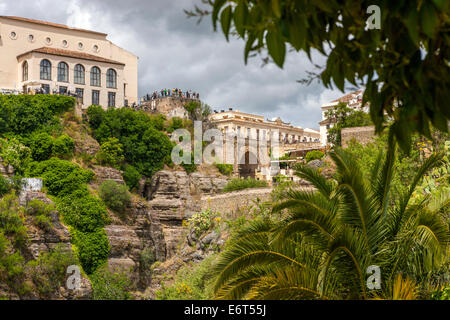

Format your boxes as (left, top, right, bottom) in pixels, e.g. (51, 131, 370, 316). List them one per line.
(319, 90, 367, 146)
(0, 16, 138, 108)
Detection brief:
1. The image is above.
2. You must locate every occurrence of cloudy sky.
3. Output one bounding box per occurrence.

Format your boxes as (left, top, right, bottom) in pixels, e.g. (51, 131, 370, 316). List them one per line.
(0, 0, 350, 129)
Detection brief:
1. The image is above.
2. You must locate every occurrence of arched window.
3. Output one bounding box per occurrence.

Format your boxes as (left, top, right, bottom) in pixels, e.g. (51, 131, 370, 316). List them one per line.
(106, 69, 117, 88)
(90, 66, 101, 86)
(40, 59, 52, 80)
(74, 64, 85, 84)
(22, 61, 28, 81)
(57, 62, 69, 82)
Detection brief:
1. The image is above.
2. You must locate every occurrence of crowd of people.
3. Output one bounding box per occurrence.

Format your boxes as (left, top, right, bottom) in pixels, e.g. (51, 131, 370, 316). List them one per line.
(142, 88, 200, 101)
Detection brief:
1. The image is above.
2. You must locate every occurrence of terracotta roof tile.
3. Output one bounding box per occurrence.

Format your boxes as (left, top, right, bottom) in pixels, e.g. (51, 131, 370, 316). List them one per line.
(332, 90, 363, 103)
(17, 47, 125, 66)
(0, 16, 107, 36)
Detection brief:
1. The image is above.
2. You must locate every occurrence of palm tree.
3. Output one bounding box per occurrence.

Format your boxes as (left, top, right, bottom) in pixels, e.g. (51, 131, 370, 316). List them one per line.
(212, 136, 449, 300)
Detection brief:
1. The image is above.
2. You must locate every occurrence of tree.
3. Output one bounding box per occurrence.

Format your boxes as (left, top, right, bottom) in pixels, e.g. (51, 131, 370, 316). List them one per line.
(0, 137, 31, 175)
(29, 132, 54, 161)
(325, 102, 372, 146)
(187, 0, 449, 153)
(97, 137, 125, 169)
(184, 101, 212, 121)
(212, 139, 449, 299)
(99, 180, 131, 215)
(86, 106, 173, 177)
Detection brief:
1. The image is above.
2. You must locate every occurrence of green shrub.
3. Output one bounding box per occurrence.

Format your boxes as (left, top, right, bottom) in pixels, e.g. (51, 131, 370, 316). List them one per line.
(86, 105, 105, 130)
(27, 158, 94, 197)
(0, 194, 28, 248)
(87, 107, 173, 177)
(26, 199, 55, 232)
(52, 134, 74, 158)
(166, 117, 184, 133)
(0, 175, 12, 197)
(99, 180, 131, 215)
(29, 132, 54, 161)
(215, 163, 233, 176)
(156, 254, 217, 300)
(91, 267, 133, 300)
(122, 165, 141, 191)
(223, 178, 268, 193)
(0, 95, 74, 136)
(0, 138, 31, 175)
(97, 137, 124, 169)
(72, 229, 110, 275)
(305, 150, 324, 163)
(188, 209, 217, 237)
(57, 190, 109, 232)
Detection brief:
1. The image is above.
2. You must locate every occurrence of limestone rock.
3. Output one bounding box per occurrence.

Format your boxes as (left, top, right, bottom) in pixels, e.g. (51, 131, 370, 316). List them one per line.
(307, 159, 323, 169)
(92, 166, 125, 186)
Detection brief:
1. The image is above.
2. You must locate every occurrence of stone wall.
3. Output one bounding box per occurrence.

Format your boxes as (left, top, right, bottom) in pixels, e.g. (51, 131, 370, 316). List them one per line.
(200, 188, 273, 218)
(341, 125, 376, 148)
(279, 141, 323, 155)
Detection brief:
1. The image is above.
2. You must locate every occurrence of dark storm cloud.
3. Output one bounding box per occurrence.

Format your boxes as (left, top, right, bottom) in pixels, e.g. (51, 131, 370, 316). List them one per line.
(0, 0, 345, 128)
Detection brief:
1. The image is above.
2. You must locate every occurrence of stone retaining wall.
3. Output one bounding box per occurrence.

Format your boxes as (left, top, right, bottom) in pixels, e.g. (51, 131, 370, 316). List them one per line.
(341, 125, 376, 148)
(200, 188, 273, 217)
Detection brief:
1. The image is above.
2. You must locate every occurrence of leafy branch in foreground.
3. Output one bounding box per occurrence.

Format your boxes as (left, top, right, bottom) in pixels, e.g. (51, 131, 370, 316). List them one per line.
(186, 0, 450, 153)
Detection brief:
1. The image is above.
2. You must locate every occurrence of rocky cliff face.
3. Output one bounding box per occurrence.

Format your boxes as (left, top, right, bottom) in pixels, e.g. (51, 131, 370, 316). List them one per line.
(100, 169, 227, 290)
(0, 190, 92, 300)
(145, 170, 227, 259)
(105, 199, 166, 289)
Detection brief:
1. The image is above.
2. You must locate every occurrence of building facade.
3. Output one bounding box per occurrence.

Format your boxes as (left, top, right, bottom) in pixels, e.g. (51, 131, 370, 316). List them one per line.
(209, 109, 320, 180)
(210, 109, 320, 145)
(0, 16, 138, 108)
(319, 90, 367, 145)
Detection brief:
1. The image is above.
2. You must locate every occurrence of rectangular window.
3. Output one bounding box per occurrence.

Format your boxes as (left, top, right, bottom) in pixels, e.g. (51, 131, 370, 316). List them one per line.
(76, 88, 84, 103)
(59, 86, 67, 95)
(108, 92, 116, 107)
(92, 90, 100, 105)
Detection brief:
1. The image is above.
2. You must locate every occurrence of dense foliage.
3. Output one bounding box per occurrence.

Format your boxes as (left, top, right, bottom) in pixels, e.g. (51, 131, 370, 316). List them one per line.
(91, 267, 133, 300)
(57, 190, 110, 233)
(86, 106, 173, 177)
(98, 180, 131, 215)
(156, 254, 217, 300)
(212, 139, 449, 299)
(122, 164, 142, 191)
(305, 150, 324, 163)
(188, 0, 450, 152)
(97, 137, 124, 169)
(215, 163, 233, 176)
(72, 229, 110, 275)
(0, 95, 74, 136)
(27, 158, 94, 198)
(0, 138, 31, 175)
(325, 102, 372, 146)
(223, 178, 268, 193)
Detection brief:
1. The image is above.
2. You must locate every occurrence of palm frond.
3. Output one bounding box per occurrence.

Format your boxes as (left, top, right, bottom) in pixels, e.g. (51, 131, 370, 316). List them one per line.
(294, 164, 336, 198)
